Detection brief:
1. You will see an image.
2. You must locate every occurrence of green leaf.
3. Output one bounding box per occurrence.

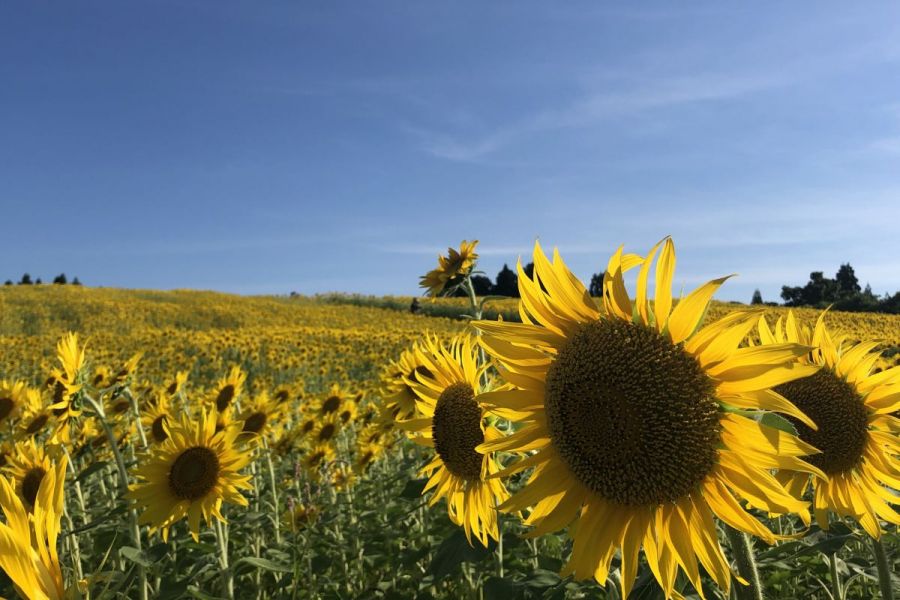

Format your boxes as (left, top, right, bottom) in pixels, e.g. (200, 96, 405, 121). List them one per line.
(759, 412, 798, 435)
(399, 478, 428, 499)
(427, 529, 495, 581)
(235, 556, 292, 573)
(75, 460, 110, 484)
(119, 546, 153, 568)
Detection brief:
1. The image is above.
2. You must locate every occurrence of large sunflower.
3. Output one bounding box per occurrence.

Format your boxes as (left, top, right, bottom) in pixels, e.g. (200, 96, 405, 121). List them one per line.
(419, 240, 479, 297)
(0, 454, 67, 600)
(128, 409, 253, 541)
(400, 333, 508, 547)
(758, 311, 900, 538)
(474, 238, 823, 597)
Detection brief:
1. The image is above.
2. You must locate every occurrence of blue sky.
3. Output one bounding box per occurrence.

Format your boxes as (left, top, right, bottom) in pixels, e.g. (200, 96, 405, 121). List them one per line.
(2, 2, 899, 301)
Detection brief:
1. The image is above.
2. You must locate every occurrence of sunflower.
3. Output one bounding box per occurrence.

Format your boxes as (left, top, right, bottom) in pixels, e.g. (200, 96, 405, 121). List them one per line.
(47, 333, 86, 440)
(419, 240, 480, 297)
(378, 343, 433, 424)
(237, 390, 284, 440)
(400, 333, 508, 547)
(474, 239, 824, 597)
(311, 412, 342, 446)
(283, 501, 319, 532)
(302, 443, 336, 479)
(212, 366, 246, 413)
(0, 380, 26, 426)
(0, 454, 67, 600)
(757, 311, 900, 538)
(128, 409, 253, 541)
(318, 383, 350, 417)
(112, 352, 142, 385)
(16, 388, 53, 440)
(164, 371, 189, 397)
(4, 438, 60, 512)
(141, 393, 174, 444)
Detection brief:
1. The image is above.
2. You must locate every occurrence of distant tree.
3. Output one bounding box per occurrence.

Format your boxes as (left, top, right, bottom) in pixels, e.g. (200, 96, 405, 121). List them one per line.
(589, 272, 605, 297)
(35, 278, 42, 284)
(523, 262, 535, 280)
(72, 277, 81, 286)
(3, 280, 11, 286)
(751, 289, 763, 305)
(470, 275, 493, 296)
(18, 273, 32, 285)
(493, 264, 519, 297)
(835, 263, 861, 298)
(53, 273, 67, 285)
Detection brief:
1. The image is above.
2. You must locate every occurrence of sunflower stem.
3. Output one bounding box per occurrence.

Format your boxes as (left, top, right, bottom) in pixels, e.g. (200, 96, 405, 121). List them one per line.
(871, 536, 895, 600)
(262, 440, 282, 544)
(82, 392, 148, 600)
(214, 518, 235, 600)
(725, 526, 764, 600)
(829, 552, 844, 600)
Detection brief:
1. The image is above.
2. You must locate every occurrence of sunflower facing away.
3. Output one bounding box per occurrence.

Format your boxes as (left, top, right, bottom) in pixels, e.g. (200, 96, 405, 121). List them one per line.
(419, 240, 479, 297)
(400, 333, 508, 547)
(129, 409, 253, 541)
(757, 311, 900, 538)
(474, 238, 825, 598)
(0, 454, 67, 600)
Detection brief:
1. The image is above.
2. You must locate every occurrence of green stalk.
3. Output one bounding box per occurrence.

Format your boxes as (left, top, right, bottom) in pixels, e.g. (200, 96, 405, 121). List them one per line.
(725, 525, 764, 600)
(263, 440, 282, 544)
(871, 536, 895, 600)
(214, 518, 235, 599)
(829, 552, 843, 600)
(82, 392, 148, 600)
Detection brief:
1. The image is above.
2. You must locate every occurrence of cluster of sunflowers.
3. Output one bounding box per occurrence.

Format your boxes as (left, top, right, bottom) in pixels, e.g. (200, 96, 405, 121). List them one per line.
(381, 238, 899, 599)
(0, 237, 896, 599)
(0, 330, 395, 599)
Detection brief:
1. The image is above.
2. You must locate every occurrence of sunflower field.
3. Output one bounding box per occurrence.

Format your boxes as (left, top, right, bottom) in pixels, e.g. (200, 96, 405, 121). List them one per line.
(0, 238, 897, 600)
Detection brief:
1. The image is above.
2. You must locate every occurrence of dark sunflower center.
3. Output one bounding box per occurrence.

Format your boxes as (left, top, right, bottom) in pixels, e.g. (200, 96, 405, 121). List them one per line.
(318, 423, 336, 442)
(774, 369, 869, 475)
(151, 415, 169, 443)
(431, 382, 484, 481)
(22, 467, 46, 508)
(301, 420, 315, 434)
(215, 385, 236, 411)
(321, 396, 341, 414)
(0, 397, 14, 420)
(275, 390, 289, 403)
(25, 414, 49, 434)
(168, 446, 220, 500)
(52, 382, 68, 416)
(166, 382, 178, 395)
(545, 319, 720, 506)
(243, 412, 267, 434)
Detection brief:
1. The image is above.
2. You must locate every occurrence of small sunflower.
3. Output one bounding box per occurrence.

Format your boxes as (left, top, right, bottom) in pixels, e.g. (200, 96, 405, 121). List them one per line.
(318, 383, 351, 417)
(0, 454, 68, 600)
(128, 409, 253, 541)
(474, 239, 824, 597)
(378, 343, 434, 424)
(17, 388, 53, 440)
(0, 380, 26, 425)
(759, 311, 900, 538)
(400, 333, 509, 547)
(237, 390, 284, 440)
(302, 443, 336, 479)
(4, 438, 60, 512)
(419, 240, 480, 297)
(212, 366, 246, 413)
(164, 371, 189, 397)
(311, 412, 342, 446)
(142, 393, 174, 444)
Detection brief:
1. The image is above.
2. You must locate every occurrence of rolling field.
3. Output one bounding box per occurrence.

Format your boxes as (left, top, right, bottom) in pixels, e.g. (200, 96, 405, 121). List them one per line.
(0, 284, 897, 599)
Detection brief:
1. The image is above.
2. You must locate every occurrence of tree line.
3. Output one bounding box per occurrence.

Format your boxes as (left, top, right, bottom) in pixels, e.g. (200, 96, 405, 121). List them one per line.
(4, 273, 82, 286)
(751, 262, 898, 313)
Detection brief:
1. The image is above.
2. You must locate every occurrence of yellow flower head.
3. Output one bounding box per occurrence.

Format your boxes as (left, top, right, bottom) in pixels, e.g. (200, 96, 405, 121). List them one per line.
(400, 333, 509, 547)
(419, 240, 479, 297)
(128, 409, 253, 542)
(474, 238, 823, 597)
(758, 310, 900, 539)
(0, 455, 68, 600)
